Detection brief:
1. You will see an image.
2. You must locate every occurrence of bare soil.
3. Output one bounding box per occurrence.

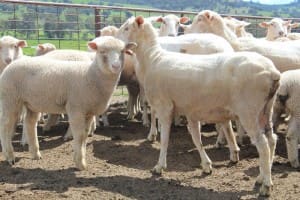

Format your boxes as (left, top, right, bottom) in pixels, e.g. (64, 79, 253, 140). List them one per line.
(0, 96, 299, 200)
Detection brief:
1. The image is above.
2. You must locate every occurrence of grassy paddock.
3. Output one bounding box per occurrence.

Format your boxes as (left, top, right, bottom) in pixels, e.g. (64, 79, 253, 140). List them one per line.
(23, 39, 90, 56)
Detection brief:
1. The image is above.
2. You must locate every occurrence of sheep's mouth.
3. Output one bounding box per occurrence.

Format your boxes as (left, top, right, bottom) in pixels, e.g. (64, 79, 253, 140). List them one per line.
(111, 64, 121, 73)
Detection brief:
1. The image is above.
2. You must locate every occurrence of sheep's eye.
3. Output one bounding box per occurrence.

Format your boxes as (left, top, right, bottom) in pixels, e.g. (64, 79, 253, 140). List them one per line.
(99, 51, 105, 54)
(14, 45, 18, 49)
(124, 27, 129, 31)
(162, 21, 166, 25)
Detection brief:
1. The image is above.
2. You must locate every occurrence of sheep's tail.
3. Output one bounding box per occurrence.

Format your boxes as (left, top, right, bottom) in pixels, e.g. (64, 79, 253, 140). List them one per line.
(259, 72, 281, 134)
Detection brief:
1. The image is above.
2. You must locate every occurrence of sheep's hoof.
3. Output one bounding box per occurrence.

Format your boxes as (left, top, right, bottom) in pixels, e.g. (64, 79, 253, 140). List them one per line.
(202, 162, 213, 174)
(255, 174, 264, 185)
(290, 160, 300, 168)
(21, 141, 28, 147)
(259, 184, 271, 197)
(151, 165, 165, 175)
(32, 151, 42, 160)
(76, 162, 87, 171)
(214, 141, 225, 149)
(147, 134, 157, 142)
(230, 151, 240, 163)
(7, 156, 16, 165)
(63, 136, 73, 141)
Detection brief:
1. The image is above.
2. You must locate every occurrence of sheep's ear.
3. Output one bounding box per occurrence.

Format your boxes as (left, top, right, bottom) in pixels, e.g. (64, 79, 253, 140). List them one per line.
(204, 11, 214, 21)
(283, 20, 291, 26)
(290, 23, 300, 28)
(156, 17, 163, 23)
(259, 22, 269, 28)
(17, 40, 27, 48)
(180, 16, 190, 24)
(136, 16, 144, 27)
(88, 42, 97, 51)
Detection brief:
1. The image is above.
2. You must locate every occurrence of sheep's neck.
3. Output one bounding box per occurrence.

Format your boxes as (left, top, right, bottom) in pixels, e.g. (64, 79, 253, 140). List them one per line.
(211, 23, 241, 51)
(135, 25, 163, 71)
(88, 60, 120, 99)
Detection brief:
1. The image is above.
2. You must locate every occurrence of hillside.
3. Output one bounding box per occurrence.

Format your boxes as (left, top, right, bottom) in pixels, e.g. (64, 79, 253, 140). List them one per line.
(38, 0, 300, 18)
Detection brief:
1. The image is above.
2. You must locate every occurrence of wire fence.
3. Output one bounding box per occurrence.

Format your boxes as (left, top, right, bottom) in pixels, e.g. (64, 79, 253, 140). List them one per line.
(1, 0, 300, 54)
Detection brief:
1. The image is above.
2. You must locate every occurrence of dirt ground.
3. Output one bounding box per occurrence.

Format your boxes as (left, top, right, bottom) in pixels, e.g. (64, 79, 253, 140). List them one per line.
(0, 96, 299, 200)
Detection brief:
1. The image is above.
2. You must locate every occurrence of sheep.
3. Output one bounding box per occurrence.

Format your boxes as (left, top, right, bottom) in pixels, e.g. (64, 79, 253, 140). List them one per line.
(189, 10, 300, 73)
(0, 36, 136, 170)
(259, 18, 300, 41)
(259, 18, 290, 41)
(272, 70, 300, 168)
(153, 14, 190, 36)
(21, 49, 97, 145)
(99, 25, 119, 37)
(0, 36, 27, 74)
(223, 16, 253, 38)
(35, 43, 56, 56)
(117, 16, 280, 196)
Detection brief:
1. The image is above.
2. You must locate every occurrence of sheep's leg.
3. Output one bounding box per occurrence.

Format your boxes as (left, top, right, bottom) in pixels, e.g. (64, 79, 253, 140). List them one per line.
(151, 108, 172, 174)
(64, 126, 73, 141)
(215, 123, 226, 148)
(286, 118, 299, 168)
(88, 116, 96, 137)
(101, 112, 109, 127)
(239, 116, 272, 196)
(24, 109, 42, 160)
(0, 111, 19, 165)
(127, 91, 134, 119)
(43, 114, 59, 132)
(173, 114, 181, 126)
(236, 120, 247, 145)
(68, 112, 92, 170)
(187, 119, 212, 174)
(147, 109, 157, 142)
(220, 121, 240, 163)
(95, 115, 100, 127)
(139, 87, 150, 127)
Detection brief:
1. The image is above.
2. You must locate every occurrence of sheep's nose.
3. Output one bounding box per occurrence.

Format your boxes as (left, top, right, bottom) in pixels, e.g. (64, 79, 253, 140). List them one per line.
(168, 33, 175, 37)
(5, 58, 12, 64)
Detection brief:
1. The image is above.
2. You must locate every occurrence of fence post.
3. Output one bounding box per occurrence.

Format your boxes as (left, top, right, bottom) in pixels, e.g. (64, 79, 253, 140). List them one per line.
(95, 8, 101, 37)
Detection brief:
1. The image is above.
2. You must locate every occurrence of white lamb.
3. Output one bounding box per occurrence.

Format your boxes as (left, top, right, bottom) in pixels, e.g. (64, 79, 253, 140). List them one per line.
(223, 16, 253, 38)
(272, 70, 300, 168)
(35, 43, 56, 56)
(0, 36, 136, 170)
(0, 36, 27, 73)
(117, 16, 280, 196)
(259, 18, 300, 41)
(152, 14, 190, 36)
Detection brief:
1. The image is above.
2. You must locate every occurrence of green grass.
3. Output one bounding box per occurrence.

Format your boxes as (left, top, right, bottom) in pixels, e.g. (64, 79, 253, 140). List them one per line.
(23, 39, 90, 56)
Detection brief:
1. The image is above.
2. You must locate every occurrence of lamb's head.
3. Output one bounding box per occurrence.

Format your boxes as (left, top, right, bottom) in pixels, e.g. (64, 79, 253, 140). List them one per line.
(287, 22, 300, 33)
(259, 18, 290, 40)
(184, 10, 227, 34)
(224, 16, 251, 37)
(35, 43, 56, 56)
(88, 36, 137, 74)
(155, 14, 189, 36)
(0, 36, 27, 66)
(117, 16, 157, 47)
(99, 26, 119, 37)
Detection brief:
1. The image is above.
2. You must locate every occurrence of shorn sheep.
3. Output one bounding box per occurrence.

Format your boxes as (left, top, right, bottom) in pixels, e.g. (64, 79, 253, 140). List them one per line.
(0, 35, 27, 73)
(0, 36, 136, 170)
(188, 10, 300, 73)
(35, 43, 56, 56)
(117, 16, 280, 196)
(273, 70, 300, 168)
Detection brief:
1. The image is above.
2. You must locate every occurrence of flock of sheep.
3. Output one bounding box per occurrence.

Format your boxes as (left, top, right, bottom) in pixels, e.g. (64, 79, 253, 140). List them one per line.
(0, 9, 300, 197)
